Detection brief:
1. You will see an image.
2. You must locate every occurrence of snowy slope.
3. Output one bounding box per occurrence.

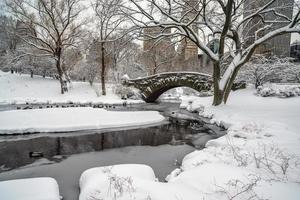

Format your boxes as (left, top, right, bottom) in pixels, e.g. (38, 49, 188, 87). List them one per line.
(0, 107, 165, 134)
(0, 72, 143, 105)
(175, 88, 300, 199)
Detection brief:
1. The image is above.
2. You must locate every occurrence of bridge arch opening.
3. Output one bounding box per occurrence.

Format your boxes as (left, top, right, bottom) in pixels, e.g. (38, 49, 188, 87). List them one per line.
(158, 87, 203, 102)
(144, 86, 205, 103)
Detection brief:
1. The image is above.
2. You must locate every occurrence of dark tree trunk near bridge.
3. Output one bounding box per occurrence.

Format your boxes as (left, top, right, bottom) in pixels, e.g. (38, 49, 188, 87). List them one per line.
(212, 62, 242, 106)
(100, 42, 106, 96)
(212, 63, 223, 106)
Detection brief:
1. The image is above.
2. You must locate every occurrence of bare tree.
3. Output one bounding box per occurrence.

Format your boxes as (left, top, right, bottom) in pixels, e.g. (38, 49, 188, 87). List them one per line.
(6, 0, 84, 94)
(0, 15, 18, 73)
(61, 47, 83, 82)
(108, 34, 136, 83)
(118, 42, 147, 79)
(0, 15, 17, 53)
(86, 38, 113, 93)
(125, 0, 300, 105)
(141, 42, 177, 75)
(92, 0, 127, 95)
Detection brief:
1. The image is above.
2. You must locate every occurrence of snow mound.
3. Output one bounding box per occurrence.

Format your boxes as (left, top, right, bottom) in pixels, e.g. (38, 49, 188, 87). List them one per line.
(0, 107, 165, 134)
(79, 164, 156, 200)
(79, 164, 206, 200)
(0, 177, 60, 200)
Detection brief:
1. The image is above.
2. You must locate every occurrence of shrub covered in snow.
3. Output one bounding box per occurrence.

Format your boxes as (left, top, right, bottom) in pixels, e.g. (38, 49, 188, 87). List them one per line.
(113, 84, 142, 100)
(237, 56, 300, 88)
(256, 83, 300, 98)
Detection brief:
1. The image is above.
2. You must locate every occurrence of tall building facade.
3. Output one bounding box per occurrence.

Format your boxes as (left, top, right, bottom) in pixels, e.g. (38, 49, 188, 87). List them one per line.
(178, 0, 199, 61)
(243, 0, 294, 57)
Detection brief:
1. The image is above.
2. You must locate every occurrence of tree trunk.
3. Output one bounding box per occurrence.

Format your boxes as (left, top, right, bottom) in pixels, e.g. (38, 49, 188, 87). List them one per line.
(62, 64, 71, 83)
(153, 66, 157, 75)
(255, 79, 261, 89)
(213, 89, 223, 106)
(223, 68, 239, 104)
(297, 73, 300, 83)
(55, 48, 68, 94)
(212, 63, 223, 106)
(101, 42, 106, 96)
(212, 62, 243, 105)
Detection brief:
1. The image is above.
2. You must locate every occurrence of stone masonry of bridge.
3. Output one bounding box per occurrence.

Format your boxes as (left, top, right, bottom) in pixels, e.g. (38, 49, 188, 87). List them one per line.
(122, 72, 213, 102)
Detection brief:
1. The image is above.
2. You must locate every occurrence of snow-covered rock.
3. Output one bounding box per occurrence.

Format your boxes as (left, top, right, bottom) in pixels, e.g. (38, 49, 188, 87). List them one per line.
(0, 177, 60, 200)
(79, 164, 156, 200)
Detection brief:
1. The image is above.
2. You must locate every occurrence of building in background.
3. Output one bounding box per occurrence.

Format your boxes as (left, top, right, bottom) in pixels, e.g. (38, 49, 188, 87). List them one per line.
(243, 0, 294, 57)
(290, 41, 300, 61)
(177, 0, 199, 61)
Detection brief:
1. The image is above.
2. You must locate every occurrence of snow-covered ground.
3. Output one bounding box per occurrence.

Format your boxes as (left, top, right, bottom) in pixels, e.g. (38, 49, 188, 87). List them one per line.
(79, 88, 300, 200)
(0, 71, 143, 105)
(0, 177, 60, 200)
(0, 107, 165, 134)
(173, 88, 300, 199)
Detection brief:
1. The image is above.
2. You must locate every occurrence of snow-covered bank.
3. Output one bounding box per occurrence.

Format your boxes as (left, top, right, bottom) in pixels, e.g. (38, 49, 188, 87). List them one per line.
(78, 88, 300, 200)
(175, 88, 300, 199)
(0, 72, 143, 105)
(0, 177, 60, 200)
(0, 107, 165, 134)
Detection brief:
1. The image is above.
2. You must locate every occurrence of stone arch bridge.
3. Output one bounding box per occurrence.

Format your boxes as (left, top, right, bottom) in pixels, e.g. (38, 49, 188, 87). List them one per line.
(122, 72, 213, 102)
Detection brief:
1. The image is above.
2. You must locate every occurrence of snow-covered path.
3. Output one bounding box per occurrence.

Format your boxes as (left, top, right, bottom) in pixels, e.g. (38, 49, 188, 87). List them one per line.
(0, 107, 165, 134)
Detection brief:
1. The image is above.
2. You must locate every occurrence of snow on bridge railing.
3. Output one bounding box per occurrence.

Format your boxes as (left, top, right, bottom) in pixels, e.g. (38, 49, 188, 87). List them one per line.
(121, 71, 212, 82)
